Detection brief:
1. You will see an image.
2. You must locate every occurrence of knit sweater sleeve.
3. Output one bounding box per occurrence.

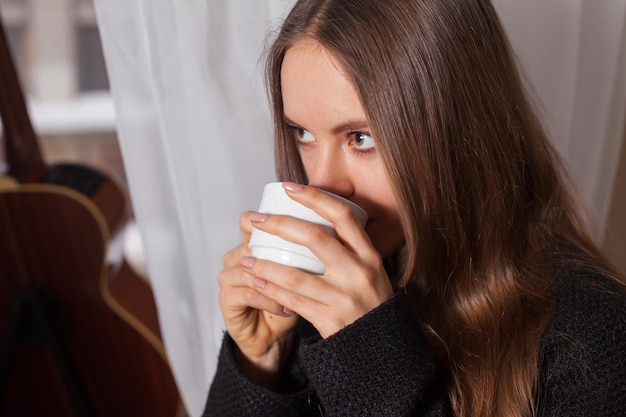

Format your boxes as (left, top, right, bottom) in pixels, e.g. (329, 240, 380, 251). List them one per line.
(202, 333, 314, 417)
(298, 291, 448, 416)
(536, 270, 626, 417)
(203, 291, 448, 416)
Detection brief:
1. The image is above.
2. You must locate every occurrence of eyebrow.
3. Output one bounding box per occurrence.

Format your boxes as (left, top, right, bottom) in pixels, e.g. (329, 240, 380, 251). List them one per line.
(284, 115, 370, 135)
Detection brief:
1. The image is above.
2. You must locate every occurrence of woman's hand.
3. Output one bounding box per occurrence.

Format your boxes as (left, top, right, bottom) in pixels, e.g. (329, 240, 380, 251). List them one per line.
(243, 182, 394, 339)
(217, 211, 299, 387)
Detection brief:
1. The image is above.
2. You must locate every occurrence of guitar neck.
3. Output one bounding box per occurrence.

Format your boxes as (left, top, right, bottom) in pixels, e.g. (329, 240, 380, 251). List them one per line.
(0, 12, 46, 182)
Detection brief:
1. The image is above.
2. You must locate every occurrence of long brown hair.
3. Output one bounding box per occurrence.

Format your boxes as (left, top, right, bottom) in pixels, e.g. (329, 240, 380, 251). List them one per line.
(266, 0, 612, 416)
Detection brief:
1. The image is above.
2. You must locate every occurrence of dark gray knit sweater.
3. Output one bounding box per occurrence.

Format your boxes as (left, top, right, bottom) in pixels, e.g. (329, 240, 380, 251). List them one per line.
(204, 266, 626, 416)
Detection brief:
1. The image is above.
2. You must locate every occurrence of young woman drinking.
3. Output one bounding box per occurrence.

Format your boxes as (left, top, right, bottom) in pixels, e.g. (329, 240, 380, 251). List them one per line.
(204, 0, 626, 415)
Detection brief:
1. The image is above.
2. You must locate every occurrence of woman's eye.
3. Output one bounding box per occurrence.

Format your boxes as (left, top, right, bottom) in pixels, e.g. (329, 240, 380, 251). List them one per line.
(292, 127, 315, 144)
(352, 132, 375, 151)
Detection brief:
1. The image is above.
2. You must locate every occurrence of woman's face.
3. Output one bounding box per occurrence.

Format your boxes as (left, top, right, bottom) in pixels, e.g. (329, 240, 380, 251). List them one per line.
(280, 38, 405, 258)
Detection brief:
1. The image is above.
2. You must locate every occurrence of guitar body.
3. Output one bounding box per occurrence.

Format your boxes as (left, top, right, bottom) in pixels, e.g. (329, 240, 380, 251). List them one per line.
(1, 14, 182, 416)
(0, 175, 182, 417)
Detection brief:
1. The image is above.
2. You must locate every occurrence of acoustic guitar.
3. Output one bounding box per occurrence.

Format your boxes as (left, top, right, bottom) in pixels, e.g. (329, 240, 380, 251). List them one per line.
(0, 10, 183, 417)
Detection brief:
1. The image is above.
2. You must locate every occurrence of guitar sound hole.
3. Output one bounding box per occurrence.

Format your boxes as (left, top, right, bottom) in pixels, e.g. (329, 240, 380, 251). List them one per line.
(40, 163, 104, 197)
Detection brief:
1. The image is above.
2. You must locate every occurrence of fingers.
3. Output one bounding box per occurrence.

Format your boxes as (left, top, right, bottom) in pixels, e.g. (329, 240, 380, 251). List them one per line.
(222, 243, 251, 268)
(249, 210, 378, 275)
(245, 183, 374, 268)
(234, 186, 393, 339)
(219, 283, 287, 317)
(240, 256, 329, 325)
(242, 254, 392, 338)
(242, 256, 331, 304)
(284, 183, 370, 246)
(217, 262, 290, 317)
(239, 210, 256, 243)
(251, 212, 346, 259)
(222, 210, 257, 268)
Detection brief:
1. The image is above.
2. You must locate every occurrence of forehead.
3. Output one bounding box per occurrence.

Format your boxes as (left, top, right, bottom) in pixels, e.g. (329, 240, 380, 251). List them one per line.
(282, 37, 345, 77)
(280, 38, 366, 127)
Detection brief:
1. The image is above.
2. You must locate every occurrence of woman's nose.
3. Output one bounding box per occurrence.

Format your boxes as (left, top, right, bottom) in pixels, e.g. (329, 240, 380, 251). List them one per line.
(306, 151, 354, 197)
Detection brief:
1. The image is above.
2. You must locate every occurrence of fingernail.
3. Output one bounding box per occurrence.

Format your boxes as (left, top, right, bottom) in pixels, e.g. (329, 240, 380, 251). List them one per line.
(240, 256, 255, 268)
(283, 182, 304, 193)
(249, 212, 269, 223)
(252, 277, 267, 288)
(282, 306, 294, 316)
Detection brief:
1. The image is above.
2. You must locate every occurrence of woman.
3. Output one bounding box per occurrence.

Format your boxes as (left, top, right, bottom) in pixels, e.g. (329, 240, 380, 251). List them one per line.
(204, 0, 625, 416)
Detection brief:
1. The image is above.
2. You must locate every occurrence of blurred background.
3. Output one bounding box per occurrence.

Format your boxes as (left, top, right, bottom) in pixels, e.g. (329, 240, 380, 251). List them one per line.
(0, 0, 124, 187)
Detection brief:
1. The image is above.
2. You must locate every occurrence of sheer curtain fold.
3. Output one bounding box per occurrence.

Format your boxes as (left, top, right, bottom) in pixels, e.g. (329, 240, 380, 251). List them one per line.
(94, 1, 290, 415)
(94, 1, 625, 416)
(495, 0, 626, 230)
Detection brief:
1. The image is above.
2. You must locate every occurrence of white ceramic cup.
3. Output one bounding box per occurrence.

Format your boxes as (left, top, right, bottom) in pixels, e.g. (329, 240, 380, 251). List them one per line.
(248, 182, 368, 274)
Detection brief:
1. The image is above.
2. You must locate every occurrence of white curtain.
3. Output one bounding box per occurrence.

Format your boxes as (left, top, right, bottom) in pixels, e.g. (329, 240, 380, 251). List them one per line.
(495, 0, 626, 237)
(93, 1, 293, 415)
(93, 1, 626, 416)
